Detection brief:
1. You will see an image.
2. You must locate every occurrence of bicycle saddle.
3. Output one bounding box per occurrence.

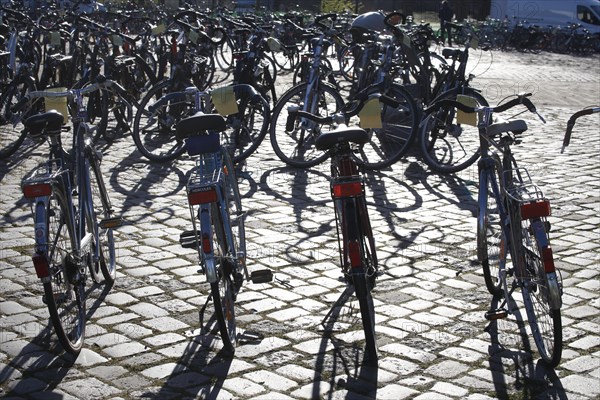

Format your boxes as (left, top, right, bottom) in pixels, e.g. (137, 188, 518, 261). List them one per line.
(315, 125, 369, 151)
(176, 112, 227, 140)
(486, 119, 528, 137)
(442, 48, 463, 59)
(25, 110, 64, 137)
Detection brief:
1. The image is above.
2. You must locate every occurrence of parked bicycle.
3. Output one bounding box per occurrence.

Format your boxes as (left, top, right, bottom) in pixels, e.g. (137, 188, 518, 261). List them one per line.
(423, 94, 563, 367)
(286, 103, 380, 363)
(13, 78, 129, 354)
(164, 106, 272, 354)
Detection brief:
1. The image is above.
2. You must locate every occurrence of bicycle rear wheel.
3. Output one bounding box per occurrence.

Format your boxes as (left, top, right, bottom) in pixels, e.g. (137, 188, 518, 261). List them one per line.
(477, 166, 504, 296)
(42, 188, 86, 355)
(270, 82, 344, 168)
(211, 150, 244, 354)
(419, 88, 488, 173)
(352, 84, 419, 170)
(342, 197, 378, 362)
(521, 219, 562, 368)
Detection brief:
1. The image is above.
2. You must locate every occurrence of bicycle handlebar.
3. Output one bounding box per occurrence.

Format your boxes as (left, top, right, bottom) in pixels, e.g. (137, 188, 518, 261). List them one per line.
(11, 76, 129, 114)
(423, 93, 539, 118)
(562, 107, 600, 152)
(285, 93, 400, 131)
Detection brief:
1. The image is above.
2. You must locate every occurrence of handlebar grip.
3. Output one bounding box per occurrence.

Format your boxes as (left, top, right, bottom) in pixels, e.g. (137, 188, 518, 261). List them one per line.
(562, 107, 599, 151)
(11, 96, 29, 114)
(315, 13, 337, 23)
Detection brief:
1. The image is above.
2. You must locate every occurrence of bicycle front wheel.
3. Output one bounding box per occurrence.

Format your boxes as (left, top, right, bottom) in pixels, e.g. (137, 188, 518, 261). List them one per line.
(521, 219, 562, 367)
(270, 82, 344, 168)
(88, 155, 117, 284)
(419, 88, 488, 173)
(219, 85, 270, 163)
(132, 80, 190, 162)
(477, 165, 504, 296)
(352, 84, 419, 170)
(42, 188, 86, 354)
(0, 75, 36, 159)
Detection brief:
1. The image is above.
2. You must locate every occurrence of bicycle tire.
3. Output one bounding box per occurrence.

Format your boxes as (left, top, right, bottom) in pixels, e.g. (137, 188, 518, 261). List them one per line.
(419, 88, 488, 173)
(270, 82, 345, 168)
(477, 164, 504, 296)
(343, 198, 378, 362)
(218, 85, 270, 163)
(42, 187, 86, 355)
(521, 219, 562, 367)
(272, 45, 299, 72)
(132, 79, 189, 162)
(211, 150, 244, 354)
(351, 83, 420, 170)
(88, 154, 117, 284)
(0, 75, 36, 159)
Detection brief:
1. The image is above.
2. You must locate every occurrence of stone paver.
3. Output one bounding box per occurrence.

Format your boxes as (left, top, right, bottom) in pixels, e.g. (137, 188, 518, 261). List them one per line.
(0, 48, 599, 400)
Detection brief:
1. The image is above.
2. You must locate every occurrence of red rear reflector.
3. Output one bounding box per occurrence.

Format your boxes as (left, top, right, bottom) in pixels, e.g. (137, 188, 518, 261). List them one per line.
(520, 200, 551, 220)
(332, 182, 362, 198)
(348, 240, 362, 268)
(32, 253, 50, 278)
(202, 233, 212, 254)
(542, 246, 555, 273)
(188, 187, 217, 205)
(23, 183, 52, 198)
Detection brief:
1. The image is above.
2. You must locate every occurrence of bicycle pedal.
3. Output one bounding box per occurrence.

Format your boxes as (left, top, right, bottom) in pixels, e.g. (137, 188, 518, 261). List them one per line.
(99, 217, 125, 229)
(485, 308, 508, 320)
(179, 230, 199, 249)
(250, 269, 273, 284)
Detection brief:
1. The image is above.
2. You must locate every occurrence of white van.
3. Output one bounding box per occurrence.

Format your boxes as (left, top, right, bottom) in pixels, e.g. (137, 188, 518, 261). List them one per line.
(489, 0, 600, 33)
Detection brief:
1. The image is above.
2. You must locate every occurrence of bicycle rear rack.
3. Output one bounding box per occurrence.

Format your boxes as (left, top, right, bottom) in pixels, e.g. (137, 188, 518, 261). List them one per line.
(504, 167, 551, 221)
(21, 162, 66, 198)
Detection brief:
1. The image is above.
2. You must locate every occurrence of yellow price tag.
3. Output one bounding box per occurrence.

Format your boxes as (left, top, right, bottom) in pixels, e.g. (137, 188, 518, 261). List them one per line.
(187, 30, 199, 44)
(456, 95, 478, 126)
(50, 31, 61, 46)
(152, 24, 166, 35)
(359, 97, 382, 129)
(112, 34, 123, 46)
(44, 87, 69, 124)
(211, 86, 238, 116)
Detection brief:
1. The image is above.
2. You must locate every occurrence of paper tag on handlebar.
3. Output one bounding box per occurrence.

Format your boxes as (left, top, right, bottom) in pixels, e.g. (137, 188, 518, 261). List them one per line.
(165, 0, 178, 9)
(187, 30, 199, 45)
(50, 31, 61, 46)
(470, 37, 479, 50)
(456, 95, 478, 126)
(44, 87, 69, 124)
(268, 37, 283, 52)
(211, 86, 238, 116)
(359, 98, 382, 129)
(112, 34, 123, 47)
(152, 24, 166, 35)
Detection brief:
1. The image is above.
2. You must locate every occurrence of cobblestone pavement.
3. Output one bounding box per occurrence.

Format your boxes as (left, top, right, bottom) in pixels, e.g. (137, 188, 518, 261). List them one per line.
(1, 50, 599, 400)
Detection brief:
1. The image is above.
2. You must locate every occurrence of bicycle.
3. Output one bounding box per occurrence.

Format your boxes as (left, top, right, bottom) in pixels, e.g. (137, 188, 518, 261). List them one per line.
(168, 108, 272, 354)
(285, 104, 379, 363)
(423, 94, 563, 367)
(12, 78, 129, 354)
(133, 83, 270, 163)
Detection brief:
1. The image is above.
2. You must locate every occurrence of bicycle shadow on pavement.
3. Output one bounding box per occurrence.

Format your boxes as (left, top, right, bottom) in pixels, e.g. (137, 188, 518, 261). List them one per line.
(484, 294, 567, 399)
(0, 281, 113, 397)
(310, 285, 379, 399)
(107, 148, 188, 225)
(137, 325, 237, 398)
